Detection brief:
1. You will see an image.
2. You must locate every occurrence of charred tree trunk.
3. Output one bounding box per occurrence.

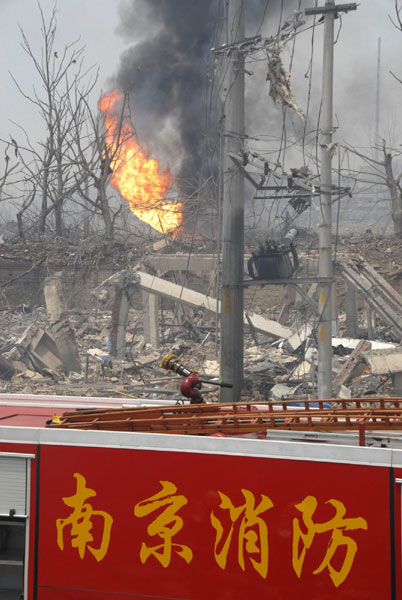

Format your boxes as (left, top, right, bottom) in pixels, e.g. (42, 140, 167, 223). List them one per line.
(39, 174, 49, 234)
(384, 152, 402, 237)
(16, 213, 24, 239)
(99, 157, 114, 240)
(99, 186, 113, 239)
(54, 201, 64, 237)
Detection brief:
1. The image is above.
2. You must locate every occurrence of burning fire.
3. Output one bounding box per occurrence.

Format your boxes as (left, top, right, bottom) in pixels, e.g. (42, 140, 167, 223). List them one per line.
(98, 89, 182, 235)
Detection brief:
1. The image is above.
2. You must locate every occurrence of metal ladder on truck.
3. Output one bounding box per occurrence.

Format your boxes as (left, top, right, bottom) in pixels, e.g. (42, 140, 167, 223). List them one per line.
(48, 397, 402, 438)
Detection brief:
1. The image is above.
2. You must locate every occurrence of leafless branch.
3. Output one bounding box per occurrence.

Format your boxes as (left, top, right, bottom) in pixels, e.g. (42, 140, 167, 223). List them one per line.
(390, 70, 402, 85)
(389, 0, 402, 31)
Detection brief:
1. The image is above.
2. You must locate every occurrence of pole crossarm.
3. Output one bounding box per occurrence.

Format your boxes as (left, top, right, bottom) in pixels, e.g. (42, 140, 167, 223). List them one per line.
(233, 277, 333, 287)
(211, 34, 262, 55)
(305, 3, 357, 16)
(211, 11, 306, 56)
(229, 152, 351, 200)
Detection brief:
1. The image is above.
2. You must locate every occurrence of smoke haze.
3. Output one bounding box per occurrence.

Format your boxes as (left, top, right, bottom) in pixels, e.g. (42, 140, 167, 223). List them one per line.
(114, 0, 220, 189)
(112, 0, 402, 233)
(113, 2, 303, 187)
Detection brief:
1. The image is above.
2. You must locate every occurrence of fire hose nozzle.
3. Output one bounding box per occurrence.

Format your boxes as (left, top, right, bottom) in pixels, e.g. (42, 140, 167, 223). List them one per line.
(161, 353, 233, 401)
(198, 379, 233, 389)
(161, 353, 192, 377)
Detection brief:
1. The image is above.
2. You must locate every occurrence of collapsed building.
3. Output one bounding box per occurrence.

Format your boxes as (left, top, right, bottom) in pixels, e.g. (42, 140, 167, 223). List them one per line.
(0, 232, 402, 405)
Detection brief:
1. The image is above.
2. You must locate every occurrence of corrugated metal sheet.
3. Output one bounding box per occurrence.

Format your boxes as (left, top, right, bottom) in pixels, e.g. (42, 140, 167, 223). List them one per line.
(0, 457, 27, 515)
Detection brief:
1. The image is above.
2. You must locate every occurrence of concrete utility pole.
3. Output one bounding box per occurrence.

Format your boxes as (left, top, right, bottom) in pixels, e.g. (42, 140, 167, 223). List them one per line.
(305, 1, 356, 399)
(220, 0, 245, 402)
(318, 0, 335, 400)
(375, 37, 381, 161)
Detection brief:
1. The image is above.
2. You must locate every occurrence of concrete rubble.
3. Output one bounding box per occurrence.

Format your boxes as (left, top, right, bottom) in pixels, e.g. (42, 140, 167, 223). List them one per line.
(0, 233, 401, 403)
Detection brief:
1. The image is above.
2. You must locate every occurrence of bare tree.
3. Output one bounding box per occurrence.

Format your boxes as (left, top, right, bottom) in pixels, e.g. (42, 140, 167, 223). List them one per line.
(68, 91, 135, 241)
(0, 142, 19, 204)
(13, 184, 37, 239)
(390, 0, 402, 32)
(389, 1, 402, 84)
(336, 2, 402, 237)
(10, 3, 97, 237)
(9, 5, 173, 245)
(341, 140, 402, 237)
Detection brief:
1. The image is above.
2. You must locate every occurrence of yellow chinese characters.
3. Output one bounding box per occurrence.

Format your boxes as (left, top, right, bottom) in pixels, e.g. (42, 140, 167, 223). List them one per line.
(134, 480, 193, 568)
(56, 472, 113, 562)
(210, 489, 273, 578)
(292, 495, 368, 587)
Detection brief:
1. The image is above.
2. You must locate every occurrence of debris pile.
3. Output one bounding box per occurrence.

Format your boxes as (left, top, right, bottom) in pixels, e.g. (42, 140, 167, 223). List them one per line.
(0, 234, 400, 403)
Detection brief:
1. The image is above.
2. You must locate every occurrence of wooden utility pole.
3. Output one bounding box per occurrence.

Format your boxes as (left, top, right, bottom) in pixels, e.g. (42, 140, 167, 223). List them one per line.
(306, 1, 356, 399)
(220, 0, 245, 402)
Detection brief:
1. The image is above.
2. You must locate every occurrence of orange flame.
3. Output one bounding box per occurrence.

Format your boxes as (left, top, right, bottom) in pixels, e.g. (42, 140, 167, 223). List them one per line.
(99, 89, 182, 235)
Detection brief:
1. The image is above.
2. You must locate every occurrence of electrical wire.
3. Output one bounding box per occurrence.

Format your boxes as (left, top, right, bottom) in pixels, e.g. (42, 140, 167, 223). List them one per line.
(255, 0, 270, 36)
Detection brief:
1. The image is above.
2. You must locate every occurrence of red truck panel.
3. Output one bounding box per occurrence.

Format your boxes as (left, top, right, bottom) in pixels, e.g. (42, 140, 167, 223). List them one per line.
(393, 467, 402, 600)
(35, 444, 392, 600)
(0, 441, 38, 599)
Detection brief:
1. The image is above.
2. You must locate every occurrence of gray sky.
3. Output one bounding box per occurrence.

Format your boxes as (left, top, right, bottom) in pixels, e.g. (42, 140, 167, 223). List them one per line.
(1, 0, 402, 185)
(330, 0, 402, 147)
(246, 0, 402, 156)
(0, 0, 124, 139)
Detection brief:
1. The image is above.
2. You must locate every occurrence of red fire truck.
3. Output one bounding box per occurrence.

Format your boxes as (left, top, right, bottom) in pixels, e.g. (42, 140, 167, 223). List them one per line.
(0, 398, 401, 599)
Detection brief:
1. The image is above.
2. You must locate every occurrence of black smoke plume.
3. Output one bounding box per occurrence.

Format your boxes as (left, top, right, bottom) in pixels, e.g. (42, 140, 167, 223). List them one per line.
(114, 0, 221, 191)
(113, 1, 301, 194)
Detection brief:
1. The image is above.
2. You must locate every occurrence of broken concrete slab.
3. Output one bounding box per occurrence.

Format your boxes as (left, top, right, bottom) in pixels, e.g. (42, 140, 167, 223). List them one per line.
(290, 360, 313, 379)
(364, 348, 402, 376)
(345, 282, 358, 338)
(337, 256, 402, 341)
(152, 238, 170, 252)
(137, 271, 293, 341)
(144, 253, 250, 275)
(245, 312, 293, 340)
(142, 291, 160, 348)
(245, 345, 258, 354)
(247, 361, 277, 374)
(17, 324, 63, 373)
(110, 287, 131, 360)
(392, 372, 402, 395)
(200, 360, 219, 376)
(44, 275, 81, 373)
(87, 348, 112, 363)
(96, 271, 139, 360)
(135, 352, 160, 366)
(138, 271, 219, 313)
(338, 384, 352, 399)
(17, 369, 36, 378)
(0, 354, 17, 379)
(333, 339, 371, 394)
(269, 383, 293, 401)
(332, 337, 396, 351)
(264, 347, 298, 364)
(284, 322, 313, 352)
